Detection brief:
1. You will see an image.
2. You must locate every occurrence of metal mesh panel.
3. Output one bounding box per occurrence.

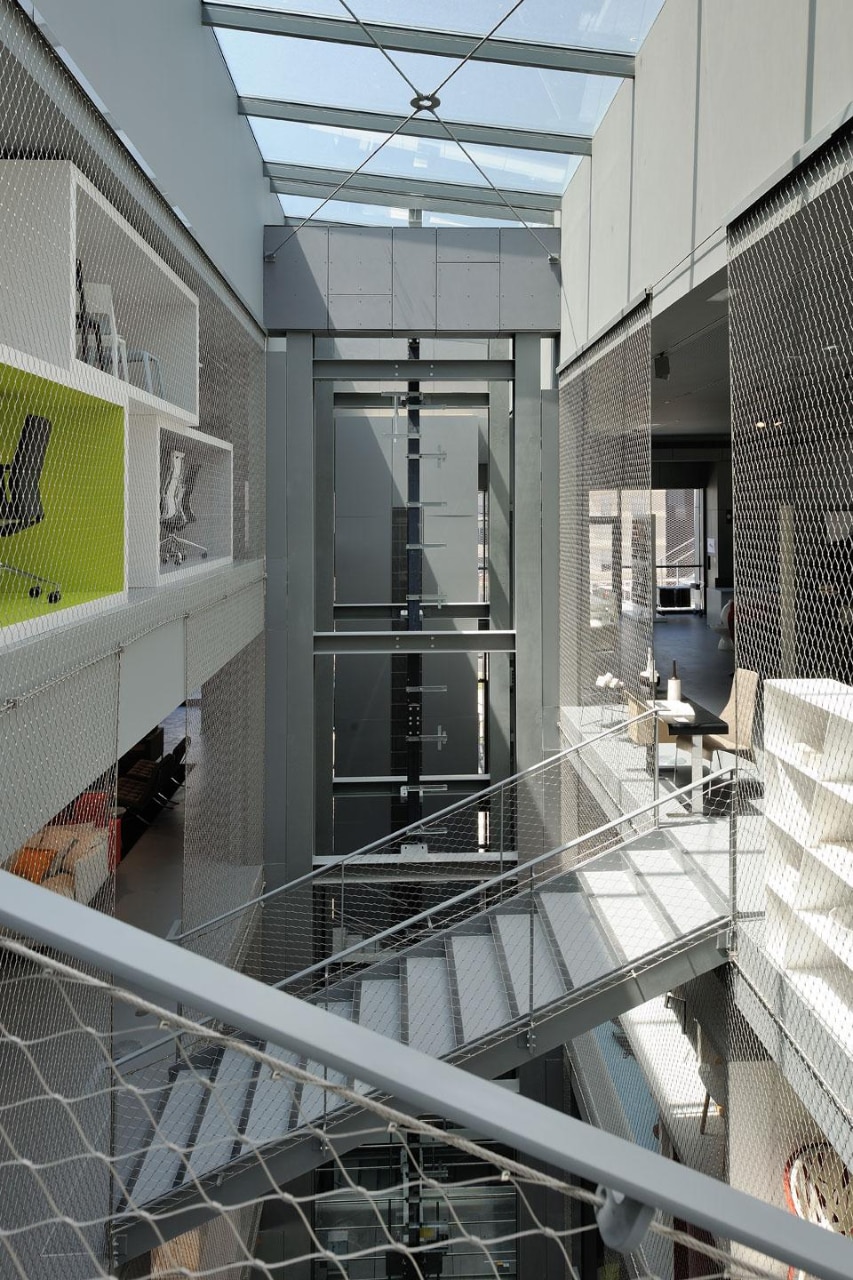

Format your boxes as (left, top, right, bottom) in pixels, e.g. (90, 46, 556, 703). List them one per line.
(0, 927, 833, 1280)
(558, 303, 653, 718)
(182, 634, 266, 960)
(728, 120, 853, 1239)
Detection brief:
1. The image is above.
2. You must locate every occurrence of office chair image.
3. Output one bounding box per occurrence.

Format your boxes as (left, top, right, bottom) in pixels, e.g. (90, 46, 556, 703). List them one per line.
(160, 448, 207, 565)
(0, 415, 62, 604)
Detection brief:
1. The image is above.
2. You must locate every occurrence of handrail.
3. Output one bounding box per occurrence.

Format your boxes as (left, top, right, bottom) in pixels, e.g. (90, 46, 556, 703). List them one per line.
(1, 875, 849, 1278)
(116, 762, 728, 1070)
(173, 709, 657, 943)
(274, 766, 731, 991)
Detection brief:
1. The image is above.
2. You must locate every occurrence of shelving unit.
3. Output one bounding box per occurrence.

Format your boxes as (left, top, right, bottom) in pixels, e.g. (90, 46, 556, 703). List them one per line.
(764, 678, 853, 1036)
(0, 159, 212, 626)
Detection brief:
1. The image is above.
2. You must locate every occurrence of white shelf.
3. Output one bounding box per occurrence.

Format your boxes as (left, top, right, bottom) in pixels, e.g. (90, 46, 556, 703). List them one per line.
(763, 678, 853, 1027)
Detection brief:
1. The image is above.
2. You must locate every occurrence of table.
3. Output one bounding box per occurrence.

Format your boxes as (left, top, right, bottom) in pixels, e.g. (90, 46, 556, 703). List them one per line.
(656, 698, 728, 815)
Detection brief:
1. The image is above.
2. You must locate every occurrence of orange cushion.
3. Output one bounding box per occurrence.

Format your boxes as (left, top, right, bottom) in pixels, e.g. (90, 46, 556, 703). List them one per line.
(10, 847, 55, 883)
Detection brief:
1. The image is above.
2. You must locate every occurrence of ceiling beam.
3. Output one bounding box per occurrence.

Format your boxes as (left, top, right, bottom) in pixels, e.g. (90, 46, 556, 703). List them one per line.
(203, 3, 635, 78)
(314, 359, 514, 382)
(265, 161, 561, 213)
(270, 179, 555, 224)
(239, 96, 592, 156)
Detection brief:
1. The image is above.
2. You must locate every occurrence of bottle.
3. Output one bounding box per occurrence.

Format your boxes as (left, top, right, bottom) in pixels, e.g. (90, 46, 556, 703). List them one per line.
(667, 659, 681, 703)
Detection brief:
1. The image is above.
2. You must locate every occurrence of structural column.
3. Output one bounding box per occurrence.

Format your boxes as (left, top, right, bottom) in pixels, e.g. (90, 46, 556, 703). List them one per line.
(513, 334, 544, 774)
(487, 338, 513, 785)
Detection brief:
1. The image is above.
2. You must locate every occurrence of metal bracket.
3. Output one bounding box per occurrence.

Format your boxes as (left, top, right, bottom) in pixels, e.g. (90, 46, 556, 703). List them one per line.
(595, 1186, 655, 1253)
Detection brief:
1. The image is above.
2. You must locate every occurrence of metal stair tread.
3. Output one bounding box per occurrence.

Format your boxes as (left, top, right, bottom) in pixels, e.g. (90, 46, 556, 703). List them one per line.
(450, 933, 510, 1042)
(493, 912, 565, 1014)
(131, 1071, 212, 1206)
(180, 1050, 256, 1183)
(358, 977, 402, 1042)
(537, 890, 617, 988)
(405, 955, 455, 1056)
(242, 1045, 302, 1150)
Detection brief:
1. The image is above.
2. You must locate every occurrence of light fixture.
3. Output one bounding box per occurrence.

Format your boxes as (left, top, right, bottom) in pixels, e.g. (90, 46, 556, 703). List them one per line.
(654, 352, 670, 380)
(707, 287, 730, 303)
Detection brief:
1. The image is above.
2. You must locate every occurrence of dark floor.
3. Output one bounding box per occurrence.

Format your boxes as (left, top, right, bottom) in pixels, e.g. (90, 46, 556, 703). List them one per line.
(653, 614, 733, 715)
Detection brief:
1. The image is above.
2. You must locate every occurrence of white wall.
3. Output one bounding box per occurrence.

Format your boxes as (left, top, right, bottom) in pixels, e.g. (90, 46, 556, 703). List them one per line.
(29, 0, 282, 321)
(560, 0, 853, 359)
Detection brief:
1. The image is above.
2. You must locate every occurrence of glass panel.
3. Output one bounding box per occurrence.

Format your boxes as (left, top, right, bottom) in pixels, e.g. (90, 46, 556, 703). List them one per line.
(220, 0, 665, 52)
(250, 118, 578, 193)
(278, 194, 539, 228)
(216, 29, 618, 134)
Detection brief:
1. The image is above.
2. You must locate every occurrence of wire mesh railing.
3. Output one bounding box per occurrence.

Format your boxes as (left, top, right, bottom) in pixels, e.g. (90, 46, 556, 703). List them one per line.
(0, 880, 850, 1280)
(173, 713, 662, 987)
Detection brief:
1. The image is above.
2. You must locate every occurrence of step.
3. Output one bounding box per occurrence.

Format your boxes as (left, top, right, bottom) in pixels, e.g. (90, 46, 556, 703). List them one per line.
(180, 1049, 256, 1182)
(299, 1001, 353, 1125)
(242, 1045, 301, 1151)
(492, 912, 565, 1015)
(358, 978, 402, 1042)
(131, 1071, 211, 1205)
(537, 890, 617, 988)
(405, 955, 456, 1057)
(626, 845, 725, 932)
(449, 933, 510, 1043)
(578, 867, 673, 962)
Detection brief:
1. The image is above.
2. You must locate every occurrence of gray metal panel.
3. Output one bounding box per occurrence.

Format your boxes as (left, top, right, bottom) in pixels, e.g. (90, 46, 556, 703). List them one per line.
(392, 228, 437, 332)
(437, 262, 501, 331)
(334, 518, 390, 602)
(263, 226, 329, 330)
(406, 956, 455, 1056)
(182, 1051, 256, 1181)
(132, 1073, 211, 1205)
(118, 618, 185, 756)
(334, 653, 391, 776)
(358, 978, 402, 1042)
(499, 229, 562, 331)
(493, 912, 565, 1014)
(185, 580, 265, 691)
(449, 933, 510, 1041)
(334, 415, 394, 518)
(328, 227, 393, 332)
(437, 230, 500, 263)
(537, 890, 616, 987)
(422, 652, 478, 775)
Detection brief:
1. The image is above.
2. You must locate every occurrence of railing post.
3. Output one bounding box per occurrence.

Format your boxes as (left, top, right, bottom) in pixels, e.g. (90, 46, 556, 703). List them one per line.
(499, 785, 505, 893)
(339, 860, 346, 968)
(527, 862, 536, 1051)
(652, 710, 660, 829)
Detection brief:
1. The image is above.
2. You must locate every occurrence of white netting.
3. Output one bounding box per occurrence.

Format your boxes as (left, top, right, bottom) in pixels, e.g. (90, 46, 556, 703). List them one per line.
(0, 931, 832, 1280)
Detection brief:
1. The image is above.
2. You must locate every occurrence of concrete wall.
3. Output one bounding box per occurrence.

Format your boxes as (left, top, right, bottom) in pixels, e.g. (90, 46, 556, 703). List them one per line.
(29, 0, 282, 320)
(561, 0, 853, 357)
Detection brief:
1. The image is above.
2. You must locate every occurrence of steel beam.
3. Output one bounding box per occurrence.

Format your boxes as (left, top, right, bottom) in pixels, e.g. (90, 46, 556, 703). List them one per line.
(314, 630, 514, 654)
(334, 392, 490, 410)
(334, 602, 489, 621)
(204, 4, 635, 78)
(239, 97, 592, 157)
(314, 359, 514, 382)
(266, 162, 561, 213)
(269, 176, 555, 224)
(332, 773, 489, 797)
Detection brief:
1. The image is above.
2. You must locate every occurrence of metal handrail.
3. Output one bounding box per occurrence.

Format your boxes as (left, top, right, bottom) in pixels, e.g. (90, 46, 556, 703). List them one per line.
(173, 710, 657, 943)
(275, 766, 731, 991)
(115, 762, 728, 1070)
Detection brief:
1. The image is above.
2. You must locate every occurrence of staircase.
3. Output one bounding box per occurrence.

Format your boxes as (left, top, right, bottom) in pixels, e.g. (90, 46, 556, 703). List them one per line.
(114, 822, 730, 1250)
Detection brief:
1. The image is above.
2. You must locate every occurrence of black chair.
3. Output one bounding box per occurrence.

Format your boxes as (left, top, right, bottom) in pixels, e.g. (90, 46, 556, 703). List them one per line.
(0, 415, 61, 604)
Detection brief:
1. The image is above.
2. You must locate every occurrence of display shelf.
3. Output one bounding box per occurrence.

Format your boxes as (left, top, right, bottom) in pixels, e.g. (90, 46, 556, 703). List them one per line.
(128, 415, 232, 588)
(763, 678, 853, 1017)
(0, 358, 126, 632)
(785, 968, 853, 1056)
(0, 160, 198, 421)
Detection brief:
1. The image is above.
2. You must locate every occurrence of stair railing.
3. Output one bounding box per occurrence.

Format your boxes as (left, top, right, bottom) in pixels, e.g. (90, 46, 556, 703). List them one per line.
(278, 765, 733, 1006)
(174, 710, 661, 987)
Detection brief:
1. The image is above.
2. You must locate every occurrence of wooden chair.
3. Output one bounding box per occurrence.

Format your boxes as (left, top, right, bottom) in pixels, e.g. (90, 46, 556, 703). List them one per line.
(689, 667, 759, 768)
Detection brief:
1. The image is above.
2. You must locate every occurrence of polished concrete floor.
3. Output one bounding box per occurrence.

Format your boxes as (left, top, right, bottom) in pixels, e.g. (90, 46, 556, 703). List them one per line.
(653, 613, 733, 715)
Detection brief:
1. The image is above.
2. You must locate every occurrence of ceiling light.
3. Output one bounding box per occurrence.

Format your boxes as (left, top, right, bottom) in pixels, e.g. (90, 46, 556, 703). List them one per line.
(708, 287, 730, 303)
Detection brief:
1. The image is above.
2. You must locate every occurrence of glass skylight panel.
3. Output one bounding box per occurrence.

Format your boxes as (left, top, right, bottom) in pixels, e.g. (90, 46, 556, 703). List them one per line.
(216, 29, 618, 136)
(278, 194, 535, 229)
(219, 0, 664, 52)
(250, 118, 578, 194)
